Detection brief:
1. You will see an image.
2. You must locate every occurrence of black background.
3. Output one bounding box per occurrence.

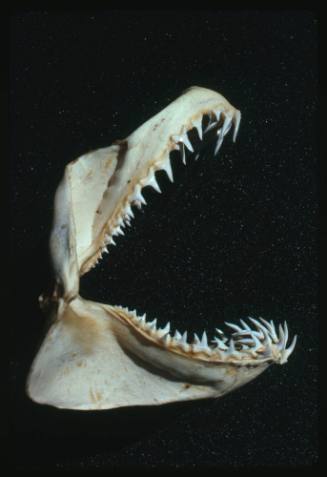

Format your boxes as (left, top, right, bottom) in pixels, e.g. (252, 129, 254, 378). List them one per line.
(10, 10, 318, 470)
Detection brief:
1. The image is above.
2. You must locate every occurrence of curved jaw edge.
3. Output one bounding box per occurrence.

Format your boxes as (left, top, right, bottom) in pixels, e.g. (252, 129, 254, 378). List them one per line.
(27, 297, 296, 411)
(28, 86, 297, 411)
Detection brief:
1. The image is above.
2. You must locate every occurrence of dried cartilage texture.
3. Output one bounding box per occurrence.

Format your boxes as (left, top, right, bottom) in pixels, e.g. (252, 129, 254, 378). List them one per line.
(27, 86, 297, 411)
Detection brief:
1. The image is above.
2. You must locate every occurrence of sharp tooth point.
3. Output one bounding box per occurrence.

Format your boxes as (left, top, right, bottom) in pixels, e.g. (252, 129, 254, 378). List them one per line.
(201, 331, 208, 347)
(182, 331, 188, 344)
(225, 322, 243, 333)
(163, 334, 172, 345)
(173, 330, 182, 341)
(240, 319, 251, 331)
(281, 334, 297, 363)
(182, 133, 194, 152)
(193, 333, 201, 345)
(204, 118, 218, 134)
(180, 143, 186, 164)
(161, 157, 174, 182)
(159, 322, 170, 336)
(144, 169, 161, 193)
(232, 110, 241, 142)
(214, 133, 224, 156)
(148, 318, 157, 330)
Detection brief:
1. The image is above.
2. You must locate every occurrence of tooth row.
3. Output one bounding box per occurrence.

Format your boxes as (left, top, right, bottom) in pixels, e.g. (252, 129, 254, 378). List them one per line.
(97, 109, 240, 262)
(117, 307, 297, 364)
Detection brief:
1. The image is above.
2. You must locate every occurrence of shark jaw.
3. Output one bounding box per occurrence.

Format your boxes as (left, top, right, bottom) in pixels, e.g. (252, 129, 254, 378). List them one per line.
(26, 86, 297, 411)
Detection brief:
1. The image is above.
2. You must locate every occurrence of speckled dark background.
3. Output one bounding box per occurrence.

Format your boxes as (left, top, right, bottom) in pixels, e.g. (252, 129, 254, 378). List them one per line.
(10, 10, 318, 470)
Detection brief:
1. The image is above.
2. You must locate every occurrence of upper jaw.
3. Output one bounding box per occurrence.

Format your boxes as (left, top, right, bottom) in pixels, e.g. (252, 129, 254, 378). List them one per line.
(79, 87, 242, 276)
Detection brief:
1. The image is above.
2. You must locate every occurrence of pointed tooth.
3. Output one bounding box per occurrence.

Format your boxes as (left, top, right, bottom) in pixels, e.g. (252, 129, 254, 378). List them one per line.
(181, 331, 188, 344)
(144, 169, 161, 193)
(116, 225, 125, 236)
(161, 157, 174, 182)
(201, 331, 208, 347)
(132, 184, 147, 206)
(102, 246, 109, 254)
(283, 321, 289, 347)
(221, 115, 233, 137)
(139, 313, 146, 326)
(180, 331, 190, 352)
(173, 330, 182, 341)
(240, 319, 251, 331)
(251, 334, 263, 352)
(163, 334, 172, 346)
(158, 322, 170, 337)
(281, 335, 297, 363)
(225, 322, 243, 333)
(248, 317, 268, 335)
(110, 237, 116, 246)
(147, 318, 157, 331)
(259, 317, 279, 342)
(227, 338, 242, 357)
(214, 109, 221, 123)
(192, 117, 203, 140)
(232, 110, 241, 142)
(193, 333, 201, 345)
(278, 323, 285, 349)
(181, 132, 194, 152)
(214, 131, 224, 156)
(204, 121, 217, 134)
(180, 143, 186, 164)
(124, 203, 135, 219)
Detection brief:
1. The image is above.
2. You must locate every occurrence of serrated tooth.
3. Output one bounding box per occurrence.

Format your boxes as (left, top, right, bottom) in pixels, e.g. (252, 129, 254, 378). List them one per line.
(225, 322, 243, 333)
(232, 110, 241, 142)
(144, 169, 161, 193)
(192, 117, 203, 140)
(181, 132, 194, 152)
(161, 157, 174, 182)
(280, 334, 297, 363)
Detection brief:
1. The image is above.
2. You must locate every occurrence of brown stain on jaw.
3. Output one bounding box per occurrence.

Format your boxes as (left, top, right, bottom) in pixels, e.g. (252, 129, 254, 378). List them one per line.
(62, 304, 102, 354)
